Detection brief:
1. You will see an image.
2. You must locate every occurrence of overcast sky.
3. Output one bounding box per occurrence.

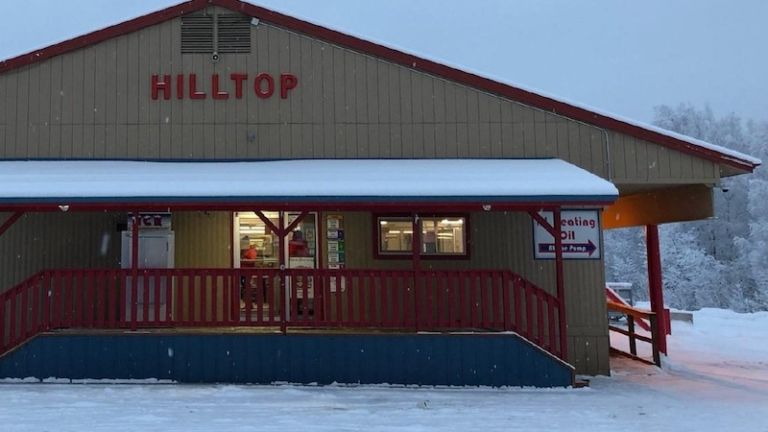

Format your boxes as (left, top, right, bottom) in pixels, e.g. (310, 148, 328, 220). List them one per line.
(1, 0, 765, 123)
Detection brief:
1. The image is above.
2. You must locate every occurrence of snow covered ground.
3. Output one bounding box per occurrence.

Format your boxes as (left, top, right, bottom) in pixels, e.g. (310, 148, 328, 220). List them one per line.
(0, 308, 766, 432)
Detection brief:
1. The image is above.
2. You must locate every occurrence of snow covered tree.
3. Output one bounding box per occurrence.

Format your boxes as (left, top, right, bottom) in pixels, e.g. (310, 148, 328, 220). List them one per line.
(659, 224, 727, 310)
(603, 228, 648, 301)
(651, 104, 767, 311)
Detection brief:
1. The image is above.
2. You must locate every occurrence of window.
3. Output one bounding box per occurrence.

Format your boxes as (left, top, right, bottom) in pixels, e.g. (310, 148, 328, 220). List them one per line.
(378, 217, 413, 254)
(376, 215, 468, 258)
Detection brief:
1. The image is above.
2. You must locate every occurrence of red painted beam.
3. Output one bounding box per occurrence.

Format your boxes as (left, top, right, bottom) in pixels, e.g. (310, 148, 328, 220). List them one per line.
(284, 211, 308, 235)
(130, 212, 140, 331)
(254, 210, 280, 236)
(529, 210, 556, 237)
(646, 225, 668, 354)
(0, 212, 23, 237)
(411, 213, 421, 271)
(553, 208, 568, 360)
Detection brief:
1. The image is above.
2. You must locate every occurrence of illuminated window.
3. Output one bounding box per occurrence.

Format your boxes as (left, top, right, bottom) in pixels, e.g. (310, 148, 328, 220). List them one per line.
(376, 215, 467, 257)
(420, 217, 466, 255)
(378, 217, 413, 254)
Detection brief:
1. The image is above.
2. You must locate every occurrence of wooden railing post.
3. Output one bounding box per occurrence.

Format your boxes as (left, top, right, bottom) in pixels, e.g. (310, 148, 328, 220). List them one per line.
(607, 300, 661, 367)
(0, 293, 6, 352)
(414, 271, 420, 331)
(281, 271, 288, 334)
(649, 314, 661, 367)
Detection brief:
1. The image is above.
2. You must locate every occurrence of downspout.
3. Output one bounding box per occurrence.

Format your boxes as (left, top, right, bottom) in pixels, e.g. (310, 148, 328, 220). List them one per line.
(518, 100, 614, 180)
(601, 128, 613, 181)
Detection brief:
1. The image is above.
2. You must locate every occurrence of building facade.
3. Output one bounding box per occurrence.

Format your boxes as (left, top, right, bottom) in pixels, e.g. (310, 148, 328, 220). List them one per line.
(0, 0, 757, 384)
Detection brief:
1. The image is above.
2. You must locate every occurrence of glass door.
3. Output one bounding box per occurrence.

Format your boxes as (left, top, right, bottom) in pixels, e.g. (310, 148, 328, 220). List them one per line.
(234, 212, 318, 318)
(284, 212, 318, 317)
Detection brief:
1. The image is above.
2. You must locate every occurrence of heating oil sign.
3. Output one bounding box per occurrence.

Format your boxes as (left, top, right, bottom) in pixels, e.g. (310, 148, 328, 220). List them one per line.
(533, 210, 601, 260)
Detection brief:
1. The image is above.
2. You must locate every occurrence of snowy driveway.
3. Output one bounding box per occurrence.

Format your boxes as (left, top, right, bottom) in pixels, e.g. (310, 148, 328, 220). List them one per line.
(0, 309, 766, 432)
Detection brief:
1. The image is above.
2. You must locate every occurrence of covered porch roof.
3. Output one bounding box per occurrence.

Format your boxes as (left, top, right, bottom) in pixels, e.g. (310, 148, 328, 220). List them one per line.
(0, 159, 617, 211)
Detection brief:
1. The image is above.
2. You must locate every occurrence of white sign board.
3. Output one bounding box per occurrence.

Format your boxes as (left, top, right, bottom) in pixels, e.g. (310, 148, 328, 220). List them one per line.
(533, 210, 601, 260)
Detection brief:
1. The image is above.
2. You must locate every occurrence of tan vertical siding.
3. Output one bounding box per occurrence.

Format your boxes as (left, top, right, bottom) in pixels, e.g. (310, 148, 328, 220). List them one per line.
(608, 131, 719, 184)
(0, 212, 123, 290)
(173, 212, 231, 268)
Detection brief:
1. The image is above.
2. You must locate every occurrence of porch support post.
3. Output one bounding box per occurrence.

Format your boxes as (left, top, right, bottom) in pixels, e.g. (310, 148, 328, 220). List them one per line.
(0, 212, 24, 237)
(279, 211, 287, 333)
(130, 211, 140, 331)
(411, 213, 421, 330)
(553, 207, 568, 361)
(411, 213, 421, 271)
(646, 224, 668, 354)
(131, 211, 139, 270)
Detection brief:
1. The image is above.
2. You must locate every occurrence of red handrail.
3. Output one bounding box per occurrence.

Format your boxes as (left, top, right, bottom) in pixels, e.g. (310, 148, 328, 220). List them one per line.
(0, 268, 565, 360)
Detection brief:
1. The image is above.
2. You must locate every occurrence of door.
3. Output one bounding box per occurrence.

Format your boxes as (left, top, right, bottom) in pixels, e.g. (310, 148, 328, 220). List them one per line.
(233, 211, 318, 319)
(121, 232, 175, 322)
(284, 212, 318, 318)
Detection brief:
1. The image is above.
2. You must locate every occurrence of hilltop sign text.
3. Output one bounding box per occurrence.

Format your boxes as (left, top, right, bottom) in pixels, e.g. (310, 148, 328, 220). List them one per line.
(150, 73, 298, 100)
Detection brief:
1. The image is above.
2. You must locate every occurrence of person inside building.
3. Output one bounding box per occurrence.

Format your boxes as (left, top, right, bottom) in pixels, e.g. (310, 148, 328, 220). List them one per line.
(241, 242, 257, 267)
(288, 230, 309, 257)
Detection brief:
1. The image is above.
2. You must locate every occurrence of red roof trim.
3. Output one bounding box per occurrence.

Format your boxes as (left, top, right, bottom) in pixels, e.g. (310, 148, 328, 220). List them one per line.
(0, 0, 757, 172)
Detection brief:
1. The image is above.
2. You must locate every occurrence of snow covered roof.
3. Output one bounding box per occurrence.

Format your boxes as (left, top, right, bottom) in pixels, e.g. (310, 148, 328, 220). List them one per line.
(0, 159, 617, 206)
(0, 0, 759, 171)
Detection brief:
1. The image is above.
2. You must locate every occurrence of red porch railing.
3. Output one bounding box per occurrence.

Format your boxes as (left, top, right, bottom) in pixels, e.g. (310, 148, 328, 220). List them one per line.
(0, 268, 565, 360)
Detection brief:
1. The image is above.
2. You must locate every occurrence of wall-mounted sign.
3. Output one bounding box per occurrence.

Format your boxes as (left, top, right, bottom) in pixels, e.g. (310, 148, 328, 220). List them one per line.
(327, 215, 346, 292)
(128, 212, 172, 230)
(326, 215, 345, 269)
(151, 73, 298, 100)
(533, 210, 600, 260)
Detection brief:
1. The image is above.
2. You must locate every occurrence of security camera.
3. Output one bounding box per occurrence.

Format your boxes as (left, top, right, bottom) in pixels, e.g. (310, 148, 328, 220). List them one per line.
(721, 187, 730, 193)
(211, 51, 220, 62)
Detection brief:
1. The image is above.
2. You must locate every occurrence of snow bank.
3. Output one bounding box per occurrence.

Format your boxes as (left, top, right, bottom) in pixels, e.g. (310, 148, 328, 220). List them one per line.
(0, 308, 765, 431)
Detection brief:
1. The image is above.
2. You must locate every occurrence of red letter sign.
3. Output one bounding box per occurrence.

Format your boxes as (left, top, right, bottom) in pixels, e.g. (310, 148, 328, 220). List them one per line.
(189, 74, 207, 99)
(211, 74, 229, 100)
(151, 74, 171, 100)
(280, 74, 298, 99)
(254, 73, 275, 99)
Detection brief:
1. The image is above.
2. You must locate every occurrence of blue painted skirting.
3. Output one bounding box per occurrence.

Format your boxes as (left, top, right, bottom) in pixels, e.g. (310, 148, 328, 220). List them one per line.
(0, 332, 573, 387)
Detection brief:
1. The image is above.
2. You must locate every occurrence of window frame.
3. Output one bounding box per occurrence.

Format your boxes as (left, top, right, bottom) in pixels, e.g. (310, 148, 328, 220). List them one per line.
(373, 213, 471, 260)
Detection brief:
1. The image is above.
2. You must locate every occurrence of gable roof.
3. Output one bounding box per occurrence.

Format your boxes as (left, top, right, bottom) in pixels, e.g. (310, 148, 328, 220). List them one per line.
(0, 0, 759, 172)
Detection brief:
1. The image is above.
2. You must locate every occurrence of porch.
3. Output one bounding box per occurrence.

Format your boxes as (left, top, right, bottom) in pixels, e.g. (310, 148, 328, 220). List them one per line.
(0, 267, 574, 386)
(0, 159, 618, 385)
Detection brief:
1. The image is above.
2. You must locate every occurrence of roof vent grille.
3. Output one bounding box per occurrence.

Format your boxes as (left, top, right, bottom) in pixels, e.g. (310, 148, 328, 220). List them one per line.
(181, 13, 251, 55)
(181, 14, 214, 54)
(217, 14, 252, 54)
